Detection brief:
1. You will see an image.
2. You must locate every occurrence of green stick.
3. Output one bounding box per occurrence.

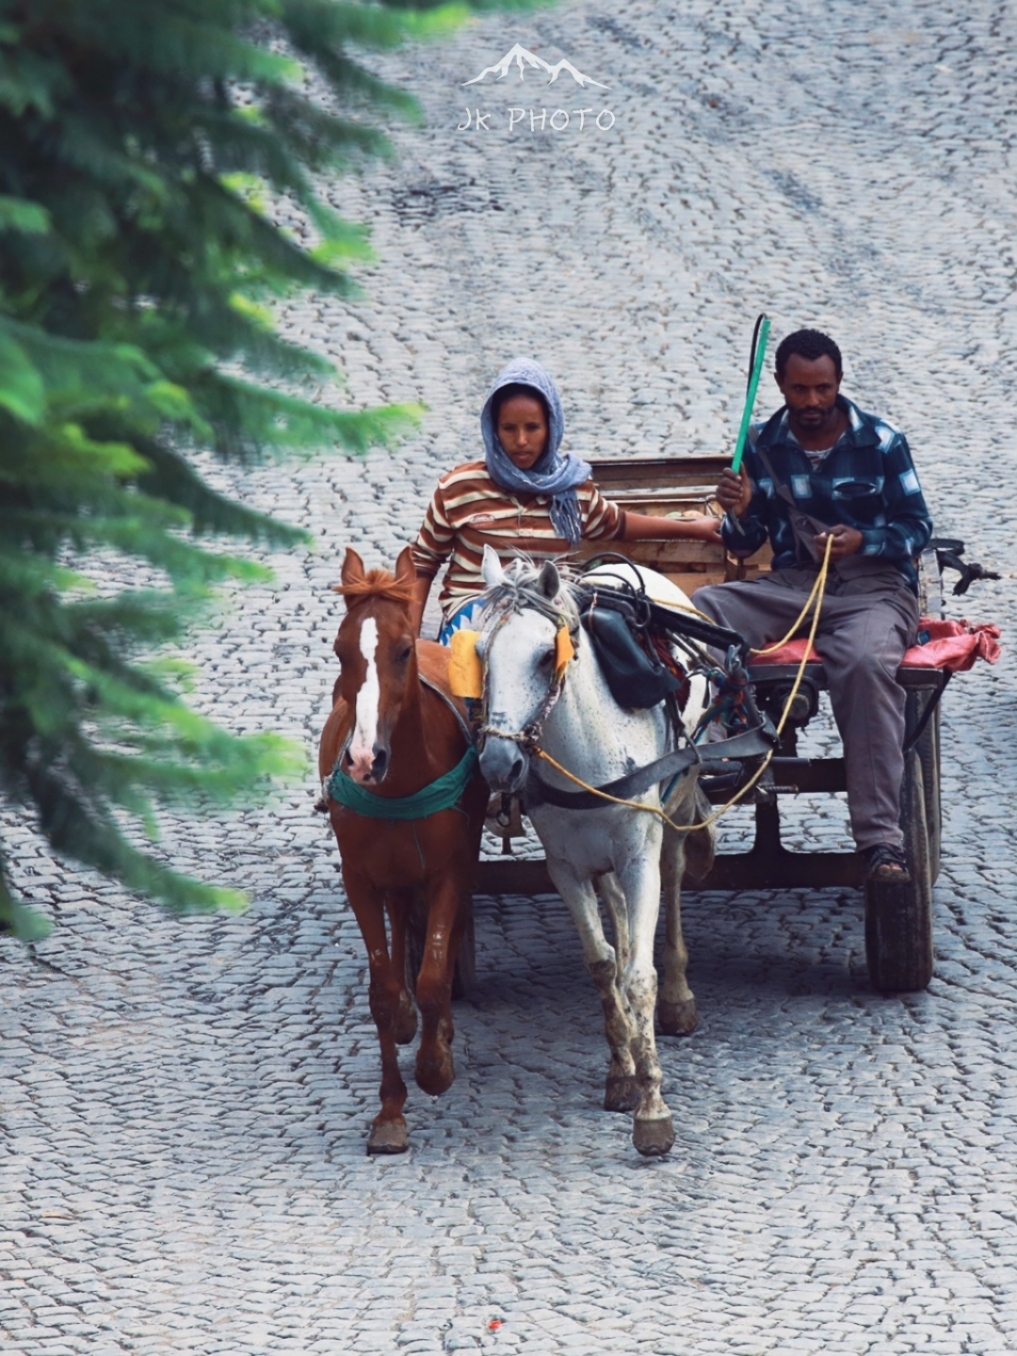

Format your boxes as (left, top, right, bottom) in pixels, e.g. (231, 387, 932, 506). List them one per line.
(731, 315, 771, 474)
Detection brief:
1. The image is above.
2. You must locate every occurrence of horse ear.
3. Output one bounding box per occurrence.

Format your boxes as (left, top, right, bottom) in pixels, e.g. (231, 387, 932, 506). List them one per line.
(538, 560, 561, 600)
(481, 544, 505, 590)
(341, 547, 365, 587)
(394, 545, 416, 585)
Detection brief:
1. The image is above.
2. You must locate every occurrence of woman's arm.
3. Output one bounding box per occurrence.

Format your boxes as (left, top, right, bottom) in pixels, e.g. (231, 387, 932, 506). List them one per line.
(621, 512, 722, 544)
(409, 574, 432, 636)
(410, 478, 457, 634)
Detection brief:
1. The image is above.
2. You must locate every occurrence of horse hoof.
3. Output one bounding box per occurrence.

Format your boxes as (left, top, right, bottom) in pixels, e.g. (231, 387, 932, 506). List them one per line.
(659, 998, 697, 1036)
(415, 1046, 455, 1097)
(367, 1116, 409, 1155)
(393, 992, 418, 1046)
(633, 1115, 675, 1158)
(604, 1073, 639, 1113)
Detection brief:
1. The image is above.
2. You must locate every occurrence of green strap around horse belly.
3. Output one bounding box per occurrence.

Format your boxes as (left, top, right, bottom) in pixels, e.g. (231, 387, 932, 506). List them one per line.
(327, 745, 479, 821)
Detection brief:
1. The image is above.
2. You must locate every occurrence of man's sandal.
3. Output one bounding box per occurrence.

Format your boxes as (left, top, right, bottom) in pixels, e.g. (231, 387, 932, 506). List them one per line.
(861, 843, 911, 884)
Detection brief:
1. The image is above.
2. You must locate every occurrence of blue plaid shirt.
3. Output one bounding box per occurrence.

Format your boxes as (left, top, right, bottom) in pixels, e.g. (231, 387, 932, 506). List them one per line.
(722, 396, 933, 593)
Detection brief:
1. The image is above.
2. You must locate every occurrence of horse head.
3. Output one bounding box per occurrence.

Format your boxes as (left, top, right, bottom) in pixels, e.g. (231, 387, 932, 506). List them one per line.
(333, 546, 418, 785)
(477, 546, 579, 794)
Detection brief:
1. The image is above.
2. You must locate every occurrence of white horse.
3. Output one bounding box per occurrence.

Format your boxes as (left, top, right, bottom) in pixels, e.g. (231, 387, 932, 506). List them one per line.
(477, 547, 715, 1157)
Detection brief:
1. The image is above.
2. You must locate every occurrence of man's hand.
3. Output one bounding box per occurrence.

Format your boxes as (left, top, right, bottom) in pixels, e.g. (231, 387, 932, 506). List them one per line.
(716, 466, 752, 519)
(814, 525, 864, 560)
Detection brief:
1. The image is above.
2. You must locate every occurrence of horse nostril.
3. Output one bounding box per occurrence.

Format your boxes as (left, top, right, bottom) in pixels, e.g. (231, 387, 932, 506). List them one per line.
(372, 747, 388, 777)
(510, 756, 523, 785)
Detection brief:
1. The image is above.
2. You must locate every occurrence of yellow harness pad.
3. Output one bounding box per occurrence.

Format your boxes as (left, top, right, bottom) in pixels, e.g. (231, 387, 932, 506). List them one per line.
(448, 629, 483, 699)
(554, 625, 575, 683)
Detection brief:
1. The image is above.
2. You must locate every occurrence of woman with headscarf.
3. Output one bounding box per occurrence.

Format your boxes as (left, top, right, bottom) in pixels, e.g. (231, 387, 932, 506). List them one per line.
(410, 358, 720, 640)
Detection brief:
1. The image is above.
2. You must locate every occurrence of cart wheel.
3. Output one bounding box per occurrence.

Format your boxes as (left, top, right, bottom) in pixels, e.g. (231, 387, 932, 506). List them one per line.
(405, 897, 477, 1000)
(452, 900, 477, 999)
(915, 703, 941, 884)
(864, 750, 934, 993)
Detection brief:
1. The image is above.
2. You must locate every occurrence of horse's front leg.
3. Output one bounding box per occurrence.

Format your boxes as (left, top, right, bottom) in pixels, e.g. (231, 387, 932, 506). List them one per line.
(385, 889, 418, 1046)
(597, 871, 631, 974)
(342, 868, 410, 1155)
(413, 870, 464, 1098)
(616, 830, 675, 1157)
(545, 856, 639, 1114)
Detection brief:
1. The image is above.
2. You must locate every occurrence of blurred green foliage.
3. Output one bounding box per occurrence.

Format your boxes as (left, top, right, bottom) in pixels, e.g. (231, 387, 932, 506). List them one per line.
(0, 0, 519, 939)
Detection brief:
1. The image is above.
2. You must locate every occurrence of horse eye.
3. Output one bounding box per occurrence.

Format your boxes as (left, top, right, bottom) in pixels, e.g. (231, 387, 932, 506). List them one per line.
(538, 648, 555, 668)
(398, 646, 412, 662)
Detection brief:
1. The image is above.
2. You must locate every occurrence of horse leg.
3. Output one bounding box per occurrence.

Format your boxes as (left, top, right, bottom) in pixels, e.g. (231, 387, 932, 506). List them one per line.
(413, 871, 463, 1097)
(547, 858, 638, 1114)
(659, 800, 696, 1037)
(386, 890, 418, 1046)
(343, 871, 410, 1154)
(660, 780, 713, 1036)
(615, 841, 675, 1157)
(597, 872, 631, 973)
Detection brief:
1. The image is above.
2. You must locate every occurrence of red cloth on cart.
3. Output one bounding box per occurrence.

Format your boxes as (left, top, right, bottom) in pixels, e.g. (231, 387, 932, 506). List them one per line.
(750, 618, 1001, 672)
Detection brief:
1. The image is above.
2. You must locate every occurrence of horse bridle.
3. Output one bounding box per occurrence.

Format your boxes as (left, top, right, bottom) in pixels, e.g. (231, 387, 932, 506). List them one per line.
(476, 600, 579, 753)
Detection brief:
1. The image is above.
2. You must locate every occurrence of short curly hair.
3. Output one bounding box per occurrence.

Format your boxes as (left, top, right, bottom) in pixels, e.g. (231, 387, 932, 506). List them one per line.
(774, 329, 843, 382)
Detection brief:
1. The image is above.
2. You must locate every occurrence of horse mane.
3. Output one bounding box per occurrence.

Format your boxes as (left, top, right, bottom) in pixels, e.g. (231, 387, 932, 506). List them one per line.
(333, 569, 415, 607)
(482, 555, 582, 628)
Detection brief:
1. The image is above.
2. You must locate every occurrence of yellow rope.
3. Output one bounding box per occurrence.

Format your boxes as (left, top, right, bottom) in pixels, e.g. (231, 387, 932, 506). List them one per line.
(750, 553, 827, 655)
(532, 536, 834, 835)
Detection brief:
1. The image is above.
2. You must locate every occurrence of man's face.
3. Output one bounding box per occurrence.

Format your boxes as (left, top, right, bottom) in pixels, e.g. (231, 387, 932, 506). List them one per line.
(776, 353, 842, 436)
(497, 394, 549, 470)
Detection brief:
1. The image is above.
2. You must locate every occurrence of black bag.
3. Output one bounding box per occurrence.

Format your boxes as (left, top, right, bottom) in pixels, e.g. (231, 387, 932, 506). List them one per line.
(582, 605, 683, 710)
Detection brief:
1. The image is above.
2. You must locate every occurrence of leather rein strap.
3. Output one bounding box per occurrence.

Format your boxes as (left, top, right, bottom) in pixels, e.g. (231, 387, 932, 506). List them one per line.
(524, 723, 775, 811)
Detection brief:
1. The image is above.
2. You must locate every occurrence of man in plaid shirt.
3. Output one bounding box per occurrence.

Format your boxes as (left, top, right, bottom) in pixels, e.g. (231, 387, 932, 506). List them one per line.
(694, 329, 933, 883)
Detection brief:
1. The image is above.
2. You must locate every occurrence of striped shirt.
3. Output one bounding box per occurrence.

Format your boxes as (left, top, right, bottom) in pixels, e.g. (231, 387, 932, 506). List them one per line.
(412, 461, 624, 614)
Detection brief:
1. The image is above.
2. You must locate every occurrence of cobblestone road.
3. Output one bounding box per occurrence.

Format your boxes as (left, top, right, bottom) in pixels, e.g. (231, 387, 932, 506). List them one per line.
(3, 1, 1017, 1352)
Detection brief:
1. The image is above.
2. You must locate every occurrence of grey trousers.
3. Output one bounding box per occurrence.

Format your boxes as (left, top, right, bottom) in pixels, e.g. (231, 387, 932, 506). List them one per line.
(693, 566, 920, 851)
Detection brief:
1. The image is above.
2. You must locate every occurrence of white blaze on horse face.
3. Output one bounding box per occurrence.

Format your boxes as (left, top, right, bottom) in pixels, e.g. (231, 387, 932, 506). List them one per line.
(349, 616, 381, 777)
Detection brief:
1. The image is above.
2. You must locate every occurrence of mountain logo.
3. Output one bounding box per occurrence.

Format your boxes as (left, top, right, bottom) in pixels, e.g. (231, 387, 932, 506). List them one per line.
(463, 43, 609, 90)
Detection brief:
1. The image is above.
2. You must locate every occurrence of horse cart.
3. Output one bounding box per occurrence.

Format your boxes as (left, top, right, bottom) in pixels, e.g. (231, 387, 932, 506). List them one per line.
(470, 452, 961, 996)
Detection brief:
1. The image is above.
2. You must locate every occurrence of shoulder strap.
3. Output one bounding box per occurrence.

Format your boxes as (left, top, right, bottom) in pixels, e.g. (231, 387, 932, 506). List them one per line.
(753, 442, 830, 562)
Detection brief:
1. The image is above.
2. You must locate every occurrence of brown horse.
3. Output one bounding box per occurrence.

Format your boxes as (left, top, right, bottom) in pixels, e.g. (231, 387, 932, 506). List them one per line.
(319, 546, 487, 1154)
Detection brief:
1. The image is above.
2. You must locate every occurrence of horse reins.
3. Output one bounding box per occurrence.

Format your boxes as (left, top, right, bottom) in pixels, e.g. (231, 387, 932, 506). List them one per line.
(479, 538, 834, 836)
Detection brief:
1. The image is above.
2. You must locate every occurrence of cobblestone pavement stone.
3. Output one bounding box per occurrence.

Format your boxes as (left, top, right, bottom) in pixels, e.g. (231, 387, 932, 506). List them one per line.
(3, 1, 1017, 1353)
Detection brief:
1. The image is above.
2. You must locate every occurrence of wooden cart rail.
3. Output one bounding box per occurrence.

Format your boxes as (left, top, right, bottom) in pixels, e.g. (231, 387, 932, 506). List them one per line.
(577, 455, 772, 594)
(466, 453, 947, 993)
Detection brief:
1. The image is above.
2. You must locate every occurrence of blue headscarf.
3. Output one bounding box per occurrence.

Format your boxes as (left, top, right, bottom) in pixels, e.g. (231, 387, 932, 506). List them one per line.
(481, 358, 591, 547)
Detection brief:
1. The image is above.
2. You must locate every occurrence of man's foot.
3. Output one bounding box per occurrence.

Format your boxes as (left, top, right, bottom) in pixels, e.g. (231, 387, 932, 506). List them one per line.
(861, 843, 911, 884)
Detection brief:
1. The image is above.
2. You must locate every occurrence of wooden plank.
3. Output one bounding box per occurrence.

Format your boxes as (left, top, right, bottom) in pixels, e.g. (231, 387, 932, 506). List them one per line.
(588, 455, 732, 490)
(575, 538, 724, 566)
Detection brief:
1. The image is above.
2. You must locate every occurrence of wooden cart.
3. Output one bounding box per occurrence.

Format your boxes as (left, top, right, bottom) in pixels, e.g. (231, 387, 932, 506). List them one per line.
(471, 453, 945, 995)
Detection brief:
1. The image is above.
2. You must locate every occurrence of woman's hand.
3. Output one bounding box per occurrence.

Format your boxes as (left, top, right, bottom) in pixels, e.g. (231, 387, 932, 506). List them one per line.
(683, 515, 724, 544)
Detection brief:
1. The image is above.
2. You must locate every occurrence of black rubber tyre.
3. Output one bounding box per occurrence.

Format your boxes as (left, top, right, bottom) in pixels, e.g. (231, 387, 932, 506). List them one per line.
(914, 702, 942, 885)
(452, 901, 477, 999)
(864, 749, 934, 993)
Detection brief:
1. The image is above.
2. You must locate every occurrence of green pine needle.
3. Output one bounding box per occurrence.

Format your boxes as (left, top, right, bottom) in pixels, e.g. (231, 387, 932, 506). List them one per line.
(0, 0, 512, 933)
